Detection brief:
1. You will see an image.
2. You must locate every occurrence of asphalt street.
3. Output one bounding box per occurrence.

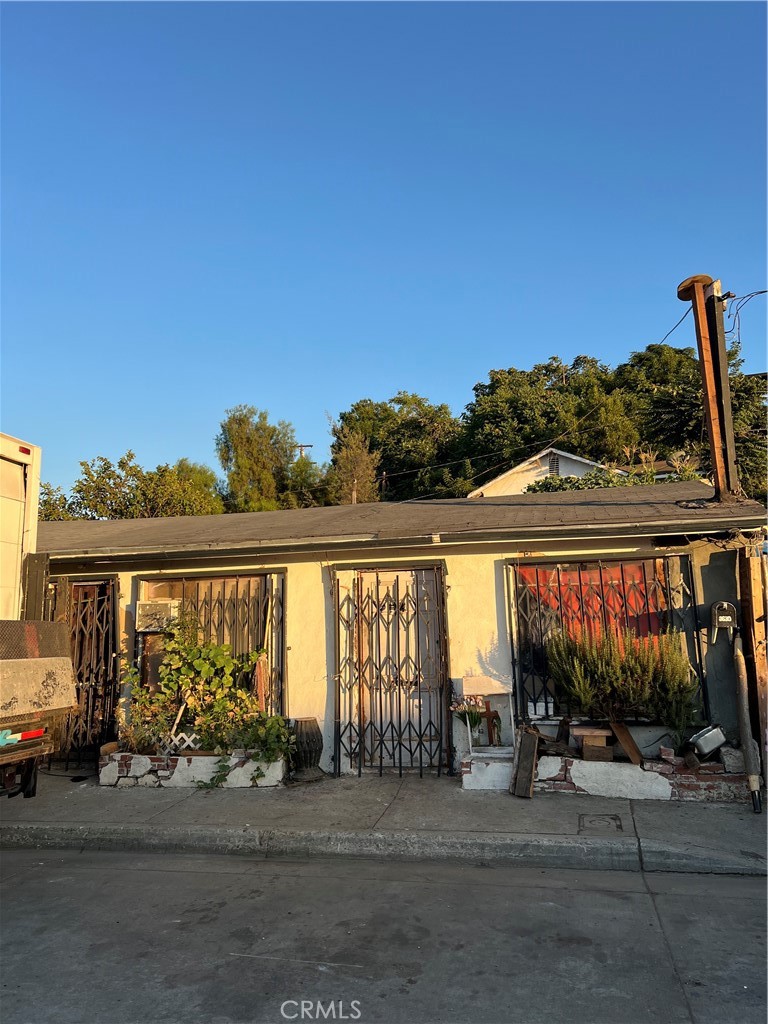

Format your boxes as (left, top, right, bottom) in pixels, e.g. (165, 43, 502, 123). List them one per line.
(0, 849, 765, 1024)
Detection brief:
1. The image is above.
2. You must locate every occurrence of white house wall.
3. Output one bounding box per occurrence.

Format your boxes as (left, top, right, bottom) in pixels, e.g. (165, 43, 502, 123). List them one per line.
(476, 454, 598, 496)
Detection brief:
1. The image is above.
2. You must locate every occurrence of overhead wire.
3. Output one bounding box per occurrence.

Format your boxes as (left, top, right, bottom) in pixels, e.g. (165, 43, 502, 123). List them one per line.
(657, 306, 692, 345)
(323, 290, 765, 505)
(396, 401, 609, 504)
(725, 290, 767, 347)
(375, 304, 704, 490)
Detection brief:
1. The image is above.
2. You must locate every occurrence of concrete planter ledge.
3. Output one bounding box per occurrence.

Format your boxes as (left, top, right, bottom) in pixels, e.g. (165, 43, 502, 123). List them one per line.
(99, 751, 285, 788)
(461, 748, 753, 800)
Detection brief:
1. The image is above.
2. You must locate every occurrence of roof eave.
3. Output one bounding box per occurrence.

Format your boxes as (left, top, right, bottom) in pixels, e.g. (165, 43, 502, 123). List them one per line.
(43, 513, 765, 564)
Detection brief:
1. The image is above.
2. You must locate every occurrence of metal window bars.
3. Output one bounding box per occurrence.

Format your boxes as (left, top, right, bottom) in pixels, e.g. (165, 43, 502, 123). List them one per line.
(507, 555, 704, 722)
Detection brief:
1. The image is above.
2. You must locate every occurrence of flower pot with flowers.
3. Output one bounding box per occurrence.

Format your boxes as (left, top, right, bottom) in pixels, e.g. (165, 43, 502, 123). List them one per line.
(450, 694, 487, 748)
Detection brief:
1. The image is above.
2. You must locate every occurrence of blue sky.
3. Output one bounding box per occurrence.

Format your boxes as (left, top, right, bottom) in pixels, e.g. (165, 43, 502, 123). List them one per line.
(2, 1, 765, 490)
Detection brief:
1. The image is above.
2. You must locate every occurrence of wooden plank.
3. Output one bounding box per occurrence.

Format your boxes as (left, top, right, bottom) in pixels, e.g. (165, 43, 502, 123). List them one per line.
(739, 548, 768, 771)
(512, 728, 539, 798)
(583, 735, 609, 747)
(21, 552, 49, 620)
(555, 717, 571, 744)
(571, 726, 612, 738)
(610, 722, 643, 765)
(583, 744, 614, 762)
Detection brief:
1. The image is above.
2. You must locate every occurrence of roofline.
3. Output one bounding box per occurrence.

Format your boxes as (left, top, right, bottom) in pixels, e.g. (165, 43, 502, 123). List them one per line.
(42, 512, 766, 565)
(468, 447, 624, 497)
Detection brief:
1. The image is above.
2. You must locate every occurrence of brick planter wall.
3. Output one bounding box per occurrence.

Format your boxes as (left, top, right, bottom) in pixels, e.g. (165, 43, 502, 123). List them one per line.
(534, 753, 751, 801)
(99, 751, 285, 788)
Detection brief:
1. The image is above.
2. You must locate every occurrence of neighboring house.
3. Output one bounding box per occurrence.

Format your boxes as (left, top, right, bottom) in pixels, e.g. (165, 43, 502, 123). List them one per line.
(36, 482, 765, 777)
(616, 457, 678, 480)
(469, 447, 620, 497)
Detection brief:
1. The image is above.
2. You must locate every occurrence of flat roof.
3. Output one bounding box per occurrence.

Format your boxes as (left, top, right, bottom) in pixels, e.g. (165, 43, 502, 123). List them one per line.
(37, 482, 765, 560)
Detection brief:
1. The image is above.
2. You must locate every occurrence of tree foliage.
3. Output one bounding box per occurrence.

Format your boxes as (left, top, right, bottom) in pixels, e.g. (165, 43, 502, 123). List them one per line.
(40, 452, 225, 520)
(215, 405, 298, 512)
(326, 425, 380, 505)
(40, 340, 767, 521)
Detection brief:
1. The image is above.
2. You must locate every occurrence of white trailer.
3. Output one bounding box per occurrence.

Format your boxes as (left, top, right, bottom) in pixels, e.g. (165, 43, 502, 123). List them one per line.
(0, 434, 41, 620)
(0, 433, 76, 797)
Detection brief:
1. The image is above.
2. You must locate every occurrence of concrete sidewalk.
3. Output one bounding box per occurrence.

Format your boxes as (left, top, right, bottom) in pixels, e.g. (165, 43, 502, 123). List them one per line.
(1, 769, 766, 874)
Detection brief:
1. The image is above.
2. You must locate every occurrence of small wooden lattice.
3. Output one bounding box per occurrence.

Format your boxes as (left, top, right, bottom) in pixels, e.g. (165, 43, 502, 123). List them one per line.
(157, 731, 203, 756)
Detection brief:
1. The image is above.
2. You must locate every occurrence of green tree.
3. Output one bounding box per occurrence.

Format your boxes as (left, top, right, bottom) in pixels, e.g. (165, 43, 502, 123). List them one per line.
(332, 392, 464, 501)
(171, 459, 225, 515)
(38, 482, 75, 521)
(280, 455, 325, 509)
(326, 425, 380, 504)
(215, 405, 296, 512)
(463, 356, 639, 489)
(43, 452, 226, 520)
(614, 343, 767, 501)
(69, 452, 147, 519)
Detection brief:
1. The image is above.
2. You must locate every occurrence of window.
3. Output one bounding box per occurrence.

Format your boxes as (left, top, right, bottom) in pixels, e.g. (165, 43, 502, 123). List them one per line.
(138, 574, 284, 712)
(508, 557, 701, 720)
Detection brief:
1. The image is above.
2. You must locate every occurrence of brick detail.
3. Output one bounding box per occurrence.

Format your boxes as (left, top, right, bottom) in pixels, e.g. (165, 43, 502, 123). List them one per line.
(527, 752, 750, 802)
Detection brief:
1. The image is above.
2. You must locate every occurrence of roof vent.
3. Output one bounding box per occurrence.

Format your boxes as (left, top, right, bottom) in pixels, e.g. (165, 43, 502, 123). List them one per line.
(548, 452, 560, 477)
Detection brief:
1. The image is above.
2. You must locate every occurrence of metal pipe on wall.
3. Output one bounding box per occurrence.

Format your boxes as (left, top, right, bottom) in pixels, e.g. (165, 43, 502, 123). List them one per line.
(733, 630, 762, 813)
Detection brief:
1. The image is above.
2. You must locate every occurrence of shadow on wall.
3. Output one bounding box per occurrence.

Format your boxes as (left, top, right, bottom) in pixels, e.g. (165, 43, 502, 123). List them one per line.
(321, 565, 341, 775)
(696, 547, 740, 738)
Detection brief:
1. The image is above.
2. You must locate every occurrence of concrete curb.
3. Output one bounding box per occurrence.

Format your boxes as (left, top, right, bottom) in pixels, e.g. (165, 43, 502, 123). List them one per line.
(2, 821, 764, 874)
(638, 838, 767, 876)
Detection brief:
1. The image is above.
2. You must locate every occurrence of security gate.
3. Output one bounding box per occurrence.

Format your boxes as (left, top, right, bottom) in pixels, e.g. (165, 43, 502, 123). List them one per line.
(139, 574, 285, 714)
(46, 578, 120, 758)
(334, 567, 450, 776)
(507, 555, 704, 722)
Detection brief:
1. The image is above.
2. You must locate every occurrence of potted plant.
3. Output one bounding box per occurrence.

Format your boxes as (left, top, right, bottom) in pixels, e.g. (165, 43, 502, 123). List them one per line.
(545, 627, 700, 754)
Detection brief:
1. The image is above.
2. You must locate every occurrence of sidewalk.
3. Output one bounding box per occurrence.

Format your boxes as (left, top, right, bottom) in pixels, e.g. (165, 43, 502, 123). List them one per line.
(1, 769, 766, 874)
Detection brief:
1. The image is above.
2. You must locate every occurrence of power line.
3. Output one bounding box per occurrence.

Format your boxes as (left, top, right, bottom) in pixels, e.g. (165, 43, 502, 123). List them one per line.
(396, 402, 608, 504)
(347, 289, 766, 503)
(725, 290, 767, 347)
(657, 306, 692, 345)
(374, 446, 508, 483)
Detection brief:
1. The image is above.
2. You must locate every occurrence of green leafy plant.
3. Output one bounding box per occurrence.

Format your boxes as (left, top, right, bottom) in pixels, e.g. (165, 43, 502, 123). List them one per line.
(650, 634, 702, 749)
(117, 617, 294, 768)
(545, 628, 700, 748)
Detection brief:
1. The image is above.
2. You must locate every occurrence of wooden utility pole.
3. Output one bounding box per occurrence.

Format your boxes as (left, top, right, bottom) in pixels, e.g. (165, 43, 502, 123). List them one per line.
(677, 275, 740, 501)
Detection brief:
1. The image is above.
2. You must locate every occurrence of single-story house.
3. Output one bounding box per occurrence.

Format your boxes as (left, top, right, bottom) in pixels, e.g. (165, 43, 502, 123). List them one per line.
(36, 482, 765, 777)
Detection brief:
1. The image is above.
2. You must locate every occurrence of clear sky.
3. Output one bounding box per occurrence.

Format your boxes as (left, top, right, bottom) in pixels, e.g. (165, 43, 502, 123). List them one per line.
(2, 1, 765, 489)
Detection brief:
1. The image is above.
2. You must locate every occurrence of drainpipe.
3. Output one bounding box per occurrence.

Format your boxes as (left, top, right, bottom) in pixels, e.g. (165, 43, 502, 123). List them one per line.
(733, 628, 763, 813)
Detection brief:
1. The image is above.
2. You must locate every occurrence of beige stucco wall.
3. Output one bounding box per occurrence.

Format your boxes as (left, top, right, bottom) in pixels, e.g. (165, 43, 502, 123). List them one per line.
(58, 535, 671, 774)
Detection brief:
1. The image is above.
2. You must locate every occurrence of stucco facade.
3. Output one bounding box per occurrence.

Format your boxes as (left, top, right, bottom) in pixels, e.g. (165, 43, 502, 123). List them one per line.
(44, 533, 751, 775)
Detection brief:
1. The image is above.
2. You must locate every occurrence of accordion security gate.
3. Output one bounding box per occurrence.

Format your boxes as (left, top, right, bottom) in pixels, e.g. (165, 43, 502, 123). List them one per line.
(141, 574, 285, 715)
(334, 567, 450, 776)
(507, 555, 705, 722)
(46, 578, 120, 759)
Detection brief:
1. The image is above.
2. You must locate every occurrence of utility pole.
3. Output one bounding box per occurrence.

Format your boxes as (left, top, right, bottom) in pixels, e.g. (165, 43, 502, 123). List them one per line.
(677, 275, 740, 502)
(295, 444, 314, 460)
(351, 478, 357, 505)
